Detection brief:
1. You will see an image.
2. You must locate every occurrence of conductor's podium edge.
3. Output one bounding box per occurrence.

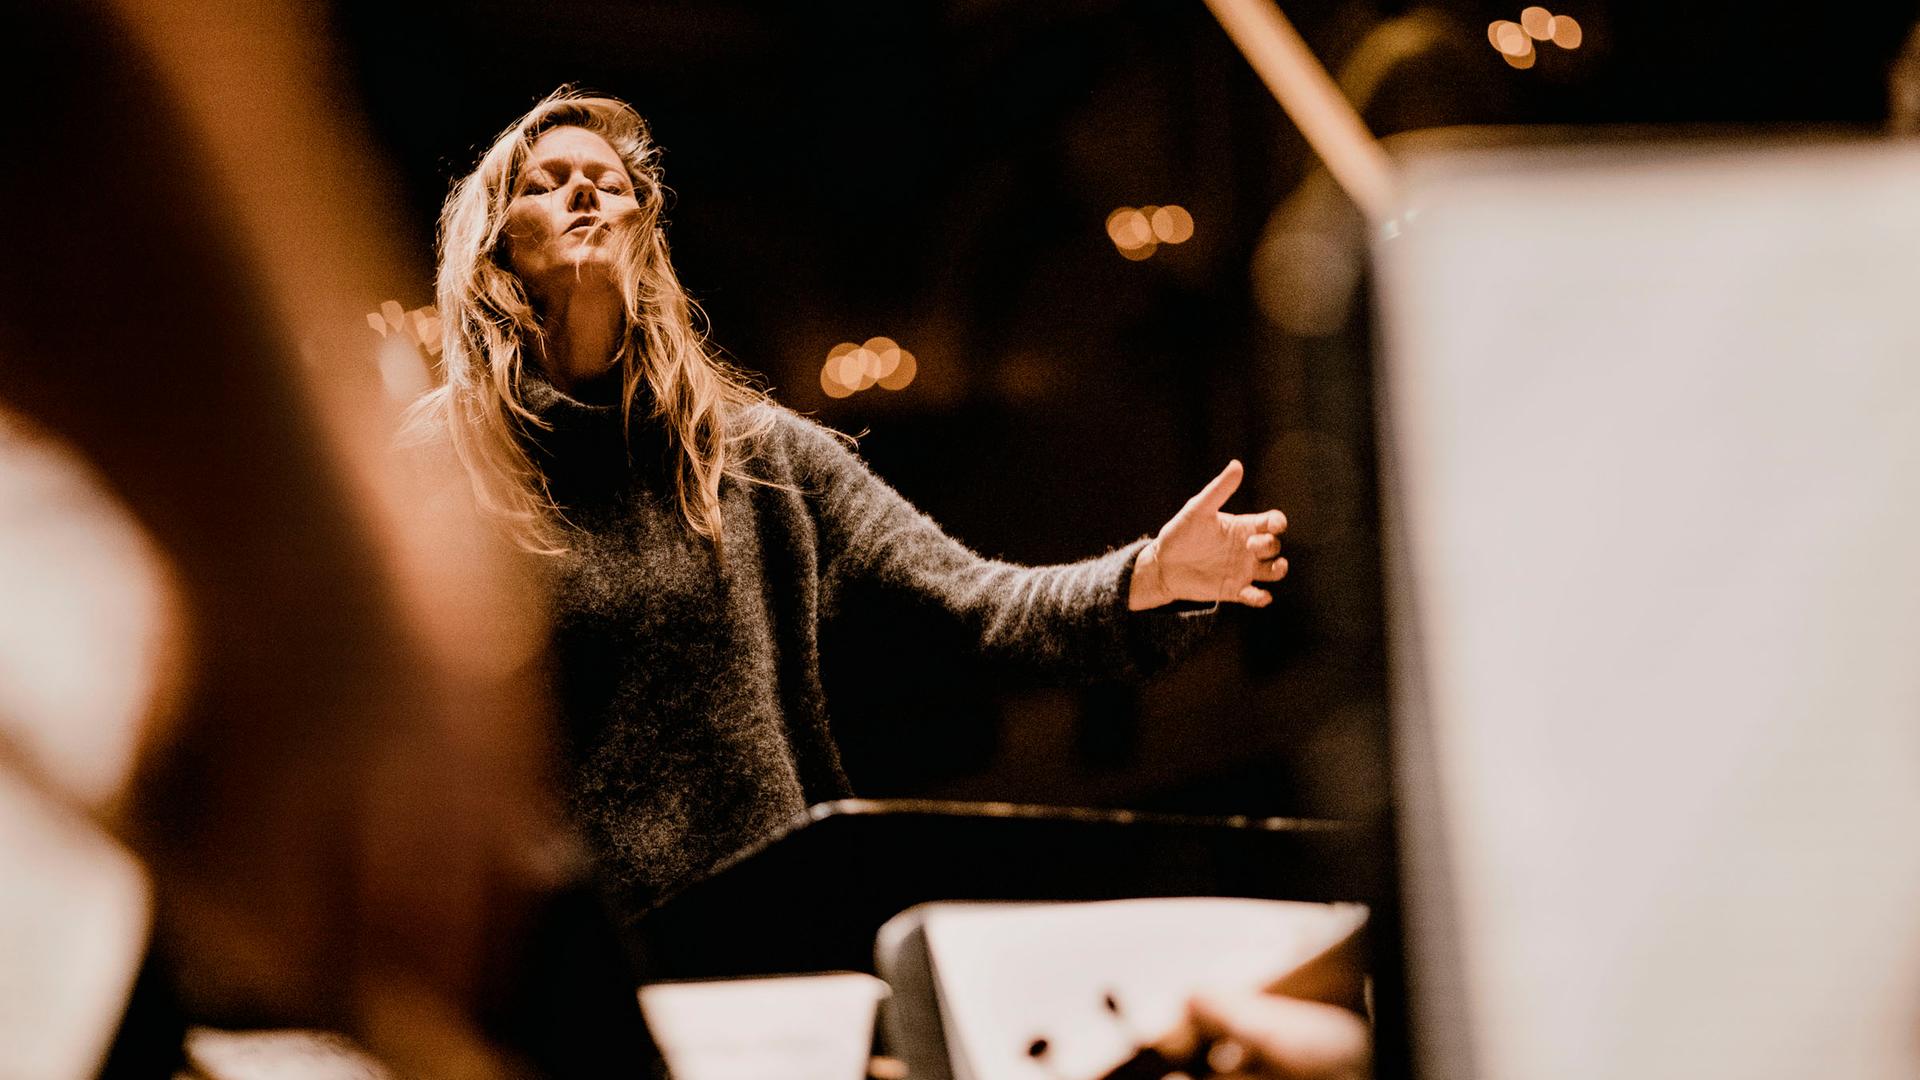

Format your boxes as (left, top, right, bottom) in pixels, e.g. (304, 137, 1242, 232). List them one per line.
(632, 799, 1375, 980)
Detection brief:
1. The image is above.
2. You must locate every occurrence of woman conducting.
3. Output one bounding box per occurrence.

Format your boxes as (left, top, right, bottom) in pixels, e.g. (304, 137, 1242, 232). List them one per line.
(409, 90, 1292, 928)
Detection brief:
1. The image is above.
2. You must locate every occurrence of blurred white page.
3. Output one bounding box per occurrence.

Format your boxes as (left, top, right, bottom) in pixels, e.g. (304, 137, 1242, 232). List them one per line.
(1374, 137, 1920, 1080)
(638, 972, 887, 1080)
(923, 898, 1366, 1080)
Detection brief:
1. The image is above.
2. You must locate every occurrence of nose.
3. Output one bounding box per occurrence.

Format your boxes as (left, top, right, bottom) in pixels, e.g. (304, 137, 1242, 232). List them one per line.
(565, 177, 599, 213)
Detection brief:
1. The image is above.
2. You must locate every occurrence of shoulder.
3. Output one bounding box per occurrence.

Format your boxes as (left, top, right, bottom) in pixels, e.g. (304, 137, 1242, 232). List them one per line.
(734, 401, 865, 481)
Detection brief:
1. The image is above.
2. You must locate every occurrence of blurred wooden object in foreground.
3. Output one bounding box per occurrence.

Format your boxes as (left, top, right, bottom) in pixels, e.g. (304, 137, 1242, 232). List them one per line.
(0, 1, 573, 1075)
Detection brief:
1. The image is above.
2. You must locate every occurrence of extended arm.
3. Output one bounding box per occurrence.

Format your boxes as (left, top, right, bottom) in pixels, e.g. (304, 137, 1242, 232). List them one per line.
(784, 414, 1274, 680)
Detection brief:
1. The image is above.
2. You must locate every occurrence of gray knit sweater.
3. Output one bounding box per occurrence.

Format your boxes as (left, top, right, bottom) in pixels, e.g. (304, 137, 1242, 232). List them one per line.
(521, 377, 1213, 925)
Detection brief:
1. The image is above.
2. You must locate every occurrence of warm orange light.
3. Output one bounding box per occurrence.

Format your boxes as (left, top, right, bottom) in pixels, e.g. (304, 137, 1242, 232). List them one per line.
(877, 348, 917, 391)
(1550, 14, 1582, 48)
(864, 336, 903, 379)
(825, 336, 915, 394)
(380, 299, 405, 330)
(414, 312, 444, 354)
(837, 348, 876, 391)
(1120, 242, 1157, 261)
(1106, 207, 1154, 251)
(822, 343, 859, 398)
(1150, 205, 1195, 244)
(1520, 6, 1553, 40)
(366, 312, 387, 336)
(1494, 22, 1532, 57)
(1503, 47, 1537, 69)
(820, 361, 854, 399)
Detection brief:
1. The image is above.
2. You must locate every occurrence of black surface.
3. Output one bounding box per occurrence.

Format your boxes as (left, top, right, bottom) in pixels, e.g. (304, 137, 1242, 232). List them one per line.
(633, 799, 1375, 981)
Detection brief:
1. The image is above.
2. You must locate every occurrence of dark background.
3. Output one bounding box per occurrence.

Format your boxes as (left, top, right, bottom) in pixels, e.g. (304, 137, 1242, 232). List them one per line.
(327, 0, 1919, 822)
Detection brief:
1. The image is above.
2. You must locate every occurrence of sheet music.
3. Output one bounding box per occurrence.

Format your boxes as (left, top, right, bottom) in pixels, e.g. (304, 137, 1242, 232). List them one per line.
(922, 898, 1367, 1080)
(1375, 136, 1920, 1080)
(638, 973, 888, 1080)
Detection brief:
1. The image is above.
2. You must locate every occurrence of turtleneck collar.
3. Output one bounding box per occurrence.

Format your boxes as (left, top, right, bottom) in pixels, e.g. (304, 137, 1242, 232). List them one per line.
(522, 363, 618, 420)
(518, 365, 673, 504)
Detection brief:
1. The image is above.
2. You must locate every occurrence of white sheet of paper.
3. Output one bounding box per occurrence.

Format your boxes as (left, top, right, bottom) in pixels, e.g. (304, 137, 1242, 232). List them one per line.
(1375, 135, 1920, 1080)
(0, 773, 151, 1080)
(922, 898, 1367, 1080)
(638, 972, 887, 1080)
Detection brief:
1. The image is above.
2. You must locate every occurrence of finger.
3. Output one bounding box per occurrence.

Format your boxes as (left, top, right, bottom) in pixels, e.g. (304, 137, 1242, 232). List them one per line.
(1258, 508, 1288, 535)
(1186, 459, 1244, 515)
(1235, 584, 1272, 607)
(1253, 557, 1289, 582)
(1189, 992, 1372, 1080)
(1145, 1014, 1204, 1065)
(1245, 533, 1282, 560)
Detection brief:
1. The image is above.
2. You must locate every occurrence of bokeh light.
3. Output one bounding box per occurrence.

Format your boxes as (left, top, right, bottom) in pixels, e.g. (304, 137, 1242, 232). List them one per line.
(1490, 8, 1581, 64)
(365, 302, 443, 361)
(878, 348, 917, 391)
(822, 338, 918, 396)
(864, 336, 903, 380)
(1106, 207, 1155, 252)
(1495, 22, 1532, 57)
(820, 361, 853, 399)
(1551, 14, 1583, 48)
(1150, 205, 1196, 244)
(837, 348, 875, 391)
(821, 342, 856, 398)
(409, 307, 444, 355)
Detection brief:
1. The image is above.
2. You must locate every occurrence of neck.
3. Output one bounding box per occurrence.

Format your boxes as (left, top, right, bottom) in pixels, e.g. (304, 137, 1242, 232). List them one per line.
(534, 283, 625, 396)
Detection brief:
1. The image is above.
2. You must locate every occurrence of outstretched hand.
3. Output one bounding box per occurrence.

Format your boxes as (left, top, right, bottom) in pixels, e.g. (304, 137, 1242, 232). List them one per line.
(1129, 460, 1288, 611)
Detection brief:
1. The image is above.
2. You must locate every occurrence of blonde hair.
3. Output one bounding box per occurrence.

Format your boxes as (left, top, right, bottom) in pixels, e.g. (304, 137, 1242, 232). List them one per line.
(406, 88, 770, 554)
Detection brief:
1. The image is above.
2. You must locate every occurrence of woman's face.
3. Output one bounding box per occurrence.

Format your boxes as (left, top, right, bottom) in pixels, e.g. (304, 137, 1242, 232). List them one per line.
(503, 126, 641, 306)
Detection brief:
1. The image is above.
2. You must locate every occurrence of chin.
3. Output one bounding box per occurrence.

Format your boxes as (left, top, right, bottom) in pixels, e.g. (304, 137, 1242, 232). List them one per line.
(565, 247, 621, 272)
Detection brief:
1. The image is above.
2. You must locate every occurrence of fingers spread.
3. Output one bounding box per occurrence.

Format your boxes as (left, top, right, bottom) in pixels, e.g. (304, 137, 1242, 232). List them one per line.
(1253, 556, 1289, 582)
(1188, 459, 1244, 514)
(1226, 509, 1286, 536)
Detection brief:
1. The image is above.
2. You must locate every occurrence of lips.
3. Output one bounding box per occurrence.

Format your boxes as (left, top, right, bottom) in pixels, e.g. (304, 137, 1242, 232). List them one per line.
(565, 216, 600, 234)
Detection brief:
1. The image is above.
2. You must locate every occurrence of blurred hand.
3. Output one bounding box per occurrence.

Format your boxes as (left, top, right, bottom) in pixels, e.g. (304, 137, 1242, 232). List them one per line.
(1130, 460, 1288, 610)
(1155, 991, 1370, 1080)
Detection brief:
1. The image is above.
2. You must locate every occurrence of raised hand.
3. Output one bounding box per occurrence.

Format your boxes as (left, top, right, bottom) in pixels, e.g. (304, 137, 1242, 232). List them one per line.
(1129, 460, 1288, 611)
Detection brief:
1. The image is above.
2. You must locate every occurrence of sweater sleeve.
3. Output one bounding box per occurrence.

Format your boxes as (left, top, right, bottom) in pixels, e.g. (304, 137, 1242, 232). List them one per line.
(775, 409, 1214, 681)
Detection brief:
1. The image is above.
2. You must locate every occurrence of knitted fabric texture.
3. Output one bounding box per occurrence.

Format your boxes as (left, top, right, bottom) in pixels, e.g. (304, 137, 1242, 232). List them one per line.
(521, 376, 1213, 925)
